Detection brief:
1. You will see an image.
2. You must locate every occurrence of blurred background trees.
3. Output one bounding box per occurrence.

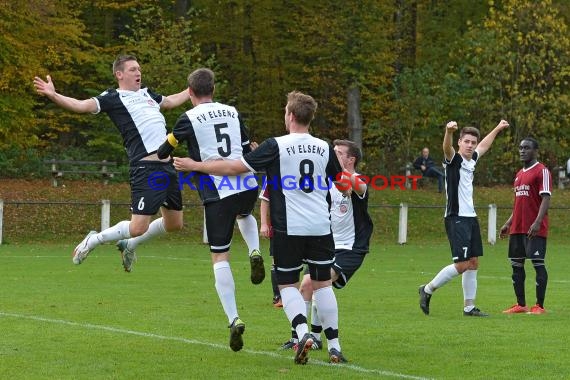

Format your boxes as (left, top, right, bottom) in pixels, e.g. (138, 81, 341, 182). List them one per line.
(1, 0, 568, 183)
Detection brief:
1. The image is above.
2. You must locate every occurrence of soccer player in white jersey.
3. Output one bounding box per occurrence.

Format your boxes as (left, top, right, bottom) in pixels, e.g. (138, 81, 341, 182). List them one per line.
(156, 68, 263, 352)
(419, 119, 509, 317)
(280, 139, 373, 361)
(33, 55, 190, 272)
(173, 91, 348, 364)
(500, 138, 552, 315)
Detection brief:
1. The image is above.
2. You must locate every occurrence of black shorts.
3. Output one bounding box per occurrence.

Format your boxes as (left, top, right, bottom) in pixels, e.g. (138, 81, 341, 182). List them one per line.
(445, 216, 483, 263)
(204, 189, 258, 253)
(332, 249, 367, 289)
(129, 161, 183, 215)
(508, 234, 547, 260)
(271, 231, 334, 285)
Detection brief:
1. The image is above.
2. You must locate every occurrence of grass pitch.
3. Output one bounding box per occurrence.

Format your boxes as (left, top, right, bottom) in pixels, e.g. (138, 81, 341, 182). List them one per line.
(1, 239, 568, 379)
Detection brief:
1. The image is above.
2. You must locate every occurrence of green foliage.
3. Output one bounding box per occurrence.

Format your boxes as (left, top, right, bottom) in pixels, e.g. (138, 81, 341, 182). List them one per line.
(118, 2, 215, 127)
(454, 0, 570, 181)
(0, 1, 95, 150)
(0, 147, 44, 178)
(1, 0, 569, 184)
(191, 1, 395, 147)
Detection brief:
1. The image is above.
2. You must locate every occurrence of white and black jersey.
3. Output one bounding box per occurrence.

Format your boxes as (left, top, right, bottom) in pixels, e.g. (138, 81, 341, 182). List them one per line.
(330, 184, 373, 254)
(94, 87, 166, 163)
(172, 102, 257, 204)
(241, 133, 343, 236)
(443, 151, 479, 217)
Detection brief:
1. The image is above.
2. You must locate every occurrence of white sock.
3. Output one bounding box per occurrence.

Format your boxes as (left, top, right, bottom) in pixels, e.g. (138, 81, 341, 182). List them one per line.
(89, 220, 131, 249)
(281, 286, 308, 338)
(126, 218, 166, 250)
(313, 286, 340, 352)
(462, 269, 478, 307)
(213, 261, 238, 324)
(237, 215, 259, 254)
(305, 300, 311, 317)
(310, 295, 321, 340)
(426, 264, 459, 293)
(311, 297, 320, 325)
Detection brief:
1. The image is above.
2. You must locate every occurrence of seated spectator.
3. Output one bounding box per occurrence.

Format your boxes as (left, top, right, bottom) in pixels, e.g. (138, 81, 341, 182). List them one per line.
(413, 147, 444, 192)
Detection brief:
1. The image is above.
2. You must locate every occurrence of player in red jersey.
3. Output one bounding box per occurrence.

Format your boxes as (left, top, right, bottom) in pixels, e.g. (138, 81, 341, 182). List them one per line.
(500, 137, 552, 315)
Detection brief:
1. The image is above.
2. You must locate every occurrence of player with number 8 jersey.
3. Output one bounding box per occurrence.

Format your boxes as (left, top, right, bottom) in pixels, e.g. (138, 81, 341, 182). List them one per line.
(172, 91, 349, 364)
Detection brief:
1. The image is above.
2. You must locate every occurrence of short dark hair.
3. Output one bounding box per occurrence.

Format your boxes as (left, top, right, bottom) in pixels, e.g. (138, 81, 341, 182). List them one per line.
(460, 126, 480, 141)
(286, 91, 317, 126)
(333, 139, 362, 167)
(187, 68, 215, 97)
(522, 137, 539, 149)
(113, 55, 138, 75)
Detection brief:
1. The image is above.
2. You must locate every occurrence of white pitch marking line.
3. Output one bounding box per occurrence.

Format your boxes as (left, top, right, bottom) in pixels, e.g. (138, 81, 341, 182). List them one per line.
(0, 311, 432, 380)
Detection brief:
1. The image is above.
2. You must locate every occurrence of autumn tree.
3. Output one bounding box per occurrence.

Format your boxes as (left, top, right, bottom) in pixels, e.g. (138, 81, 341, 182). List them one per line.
(1, 1, 95, 150)
(453, 0, 570, 182)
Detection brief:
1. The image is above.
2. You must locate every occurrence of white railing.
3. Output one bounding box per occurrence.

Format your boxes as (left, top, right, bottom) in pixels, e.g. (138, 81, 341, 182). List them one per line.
(0, 200, 554, 246)
(397, 203, 499, 245)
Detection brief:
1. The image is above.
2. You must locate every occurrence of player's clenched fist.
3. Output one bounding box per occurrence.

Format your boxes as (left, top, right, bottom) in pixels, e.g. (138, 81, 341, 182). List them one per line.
(496, 119, 509, 130)
(446, 121, 458, 131)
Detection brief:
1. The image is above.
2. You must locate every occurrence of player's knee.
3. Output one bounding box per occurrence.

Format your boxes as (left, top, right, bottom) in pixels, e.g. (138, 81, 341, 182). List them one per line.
(129, 223, 149, 237)
(299, 278, 313, 298)
(164, 219, 183, 232)
(468, 257, 479, 270)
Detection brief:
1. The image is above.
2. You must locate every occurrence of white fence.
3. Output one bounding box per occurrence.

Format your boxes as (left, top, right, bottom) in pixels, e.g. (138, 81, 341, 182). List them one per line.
(397, 203, 499, 245)
(1, 198, 503, 246)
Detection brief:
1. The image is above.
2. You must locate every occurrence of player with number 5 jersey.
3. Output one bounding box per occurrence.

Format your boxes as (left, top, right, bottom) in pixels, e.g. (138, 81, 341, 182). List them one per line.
(158, 68, 263, 353)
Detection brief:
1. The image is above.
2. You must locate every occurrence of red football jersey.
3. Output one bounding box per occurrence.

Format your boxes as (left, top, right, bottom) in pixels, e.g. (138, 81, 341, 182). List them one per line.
(510, 162, 552, 237)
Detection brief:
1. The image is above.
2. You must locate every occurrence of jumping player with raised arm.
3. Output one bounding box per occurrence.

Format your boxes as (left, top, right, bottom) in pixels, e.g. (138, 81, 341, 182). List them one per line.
(34, 55, 190, 272)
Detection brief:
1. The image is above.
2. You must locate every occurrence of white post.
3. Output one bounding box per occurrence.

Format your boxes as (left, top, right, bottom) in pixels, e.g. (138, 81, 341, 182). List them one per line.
(398, 202, 408, 244)
(558, 167, 566, 190)
(101, 200, 111, 231)
(405, 164, 412, 189)
(0, 199, 3, 245)
(202, 208, 208, 244)
(488, 203, 497, 245)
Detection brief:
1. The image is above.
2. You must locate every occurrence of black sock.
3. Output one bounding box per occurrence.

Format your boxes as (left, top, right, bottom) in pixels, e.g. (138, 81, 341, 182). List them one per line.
(533, 260, 548, 307)
(311, 324, 322, 337)
(271, 265, 279, 298)
(511, 260, 526, 306)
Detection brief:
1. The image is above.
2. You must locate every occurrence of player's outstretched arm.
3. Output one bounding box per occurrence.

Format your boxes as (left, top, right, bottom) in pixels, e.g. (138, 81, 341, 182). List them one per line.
(173, 156, 248, 176)
(160, 88, 191, 110)
(477, 119, 509, 157)
(443, 121, 457, 161)
(33, 75, 97, 113)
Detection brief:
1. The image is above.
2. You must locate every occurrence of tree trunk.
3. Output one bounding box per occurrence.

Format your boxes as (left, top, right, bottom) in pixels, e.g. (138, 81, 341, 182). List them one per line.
(394, 0, 418, 73)
(175, 0, 190, 19)
(347, 85, 363, 148)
